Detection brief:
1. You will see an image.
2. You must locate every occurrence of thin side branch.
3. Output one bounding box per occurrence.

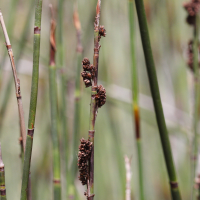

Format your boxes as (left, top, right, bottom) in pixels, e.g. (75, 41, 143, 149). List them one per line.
(0, 10, 26, 152)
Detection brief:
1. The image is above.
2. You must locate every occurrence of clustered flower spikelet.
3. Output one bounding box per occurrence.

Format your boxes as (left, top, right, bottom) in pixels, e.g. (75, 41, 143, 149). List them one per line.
(183, 0, 200, 25)
(95, 85, 106, 108)
(77, 138, 92, 185)
(187, 40, 200, 71)
(98, 25, 106, 41)
(81, 58, 96, 87)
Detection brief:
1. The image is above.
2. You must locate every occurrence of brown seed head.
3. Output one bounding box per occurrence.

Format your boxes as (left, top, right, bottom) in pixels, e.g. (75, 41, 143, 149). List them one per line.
(77, 138, 92, 185)
(99, 25, 106, 37)
(95, 85, 106, 107)
(82, 58, 90, 66)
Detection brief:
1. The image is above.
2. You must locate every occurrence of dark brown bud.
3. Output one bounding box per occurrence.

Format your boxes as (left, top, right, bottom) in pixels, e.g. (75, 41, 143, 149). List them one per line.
(99, 25, 106, 37)
(82, 58, 90, 66)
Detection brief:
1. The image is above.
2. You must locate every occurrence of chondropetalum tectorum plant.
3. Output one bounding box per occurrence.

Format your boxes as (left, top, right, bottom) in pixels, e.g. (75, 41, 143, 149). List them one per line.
(49, 5, 61, 200)
(20, 0, 43, 199)
(183, 1, 200, 199)
(78, 0, 106, 199)
(134, 0, 182, 199)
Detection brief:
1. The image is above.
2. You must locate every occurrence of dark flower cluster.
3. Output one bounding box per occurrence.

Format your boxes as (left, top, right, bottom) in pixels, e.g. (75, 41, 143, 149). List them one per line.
(95, 85, 106, 108)
(183, 0, 200, 25)
(77, 138, 92, 185)
(98, 25, 106, 41)
(81, 58, 96, 87)
(187, 40, 200, 71)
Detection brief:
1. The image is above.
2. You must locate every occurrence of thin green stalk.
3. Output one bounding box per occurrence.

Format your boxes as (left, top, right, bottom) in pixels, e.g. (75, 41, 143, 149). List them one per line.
(57, 0, 68, 176)
(0, 143, 6, 200)
(49, 9, 61, 199)
(20, 1, 43, 200)
(191, 16, 200, 200)
(134, 0, 182, 199)
(128, 1, 145, 200)
(70, 5, 83, 190)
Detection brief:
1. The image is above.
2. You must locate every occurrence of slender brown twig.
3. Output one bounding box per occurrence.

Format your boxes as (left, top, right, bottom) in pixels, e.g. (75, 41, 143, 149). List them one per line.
(78, 0, 106, 199)
(0, 10, 26, 152)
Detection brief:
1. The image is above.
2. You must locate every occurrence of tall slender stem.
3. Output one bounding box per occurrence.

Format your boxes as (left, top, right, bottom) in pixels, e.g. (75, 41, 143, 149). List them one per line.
(0, 10, 26, 152)
(49, 7, 61, 199)
(0, 143, 7, 200)
(128, 1, 145, 200)
(87, 1, 101, 199)
(191, 16, 200, 200)
(134, 0, 182, 199)
(20, 1, 43, 199)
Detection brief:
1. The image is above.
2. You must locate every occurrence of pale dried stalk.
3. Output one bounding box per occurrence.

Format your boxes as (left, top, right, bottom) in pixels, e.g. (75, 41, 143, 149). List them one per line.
(124, 155, 132, 200)
(0, 11, 26, 152)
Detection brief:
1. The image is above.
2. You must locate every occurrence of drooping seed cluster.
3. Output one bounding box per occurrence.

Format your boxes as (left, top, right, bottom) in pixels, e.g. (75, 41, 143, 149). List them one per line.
(81, 58, 96, 87)
(183, 0, 200, 25)
(77, 138, 92, 185)
(187, 40, 200, 71)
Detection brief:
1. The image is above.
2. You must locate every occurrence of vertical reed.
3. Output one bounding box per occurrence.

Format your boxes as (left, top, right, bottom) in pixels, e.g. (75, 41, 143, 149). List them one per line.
(20, 1, 43, 199)
(49, 6, 61, 199)
(0, 143, 6, 200)
(78, 0, 106, 199)
(128, 1, 145, 199)
(134, 0, 182, 199)
(72, 4, 83, 183)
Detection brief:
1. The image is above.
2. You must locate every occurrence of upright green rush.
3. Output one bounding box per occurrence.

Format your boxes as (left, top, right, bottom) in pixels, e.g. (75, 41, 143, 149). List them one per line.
(0, 143, 7, 200)
(191, 15, 200, 200)
(49, 7, 61, 199)
(20, 1, 43, 200)
(134, 0, 182, 199)
(128, 1, 145, 200)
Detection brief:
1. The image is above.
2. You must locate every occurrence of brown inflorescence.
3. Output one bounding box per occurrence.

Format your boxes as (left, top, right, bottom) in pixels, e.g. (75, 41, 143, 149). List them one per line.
(78, 138, 92, 185)
(95, 85, 106, 108)
(81, 58, 96, 87)
(187, 40, 200, 71)
(183, 0, 200, 25)
(98, 25, 106, 41)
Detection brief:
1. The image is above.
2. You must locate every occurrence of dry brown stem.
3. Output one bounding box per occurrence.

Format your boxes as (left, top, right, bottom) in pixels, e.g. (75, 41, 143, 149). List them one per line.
(0, 10, 26, 152)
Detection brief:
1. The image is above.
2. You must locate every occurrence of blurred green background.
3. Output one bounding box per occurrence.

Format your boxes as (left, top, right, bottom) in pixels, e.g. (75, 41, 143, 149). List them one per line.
(0, 0, 194, 199)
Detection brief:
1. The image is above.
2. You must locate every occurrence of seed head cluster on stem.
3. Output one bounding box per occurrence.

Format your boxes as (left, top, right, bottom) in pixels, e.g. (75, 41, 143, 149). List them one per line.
(78, 0, 106, 199)
(183, 0, 200, 25)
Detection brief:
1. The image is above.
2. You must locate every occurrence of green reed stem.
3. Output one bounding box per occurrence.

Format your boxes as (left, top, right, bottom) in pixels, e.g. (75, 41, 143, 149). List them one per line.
(49, 9, 61, 199)
(20, 1, 43, 200)
(191, 16, 200, 200)
(134, 0, 182, 199)
(129, 1, 145, 200)
(0, 144, 6, 200)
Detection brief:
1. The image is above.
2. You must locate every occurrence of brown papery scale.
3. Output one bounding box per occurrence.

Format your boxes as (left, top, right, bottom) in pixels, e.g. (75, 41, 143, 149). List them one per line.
(77, 138, 92, 185)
